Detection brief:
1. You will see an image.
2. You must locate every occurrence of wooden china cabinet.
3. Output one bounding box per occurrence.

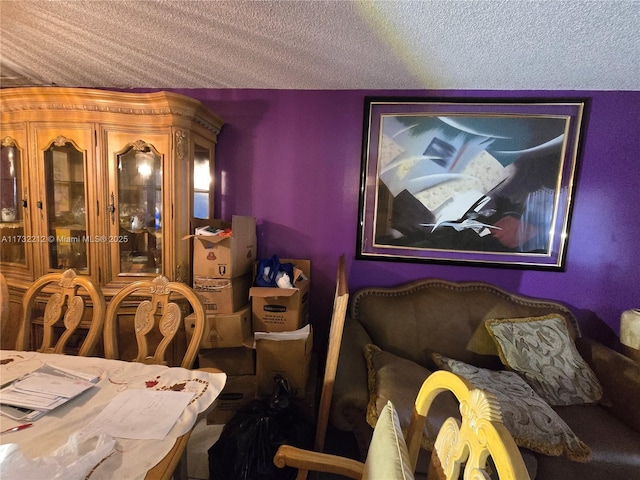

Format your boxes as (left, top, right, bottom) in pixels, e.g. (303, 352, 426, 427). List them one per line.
(0, 87, 223, 353)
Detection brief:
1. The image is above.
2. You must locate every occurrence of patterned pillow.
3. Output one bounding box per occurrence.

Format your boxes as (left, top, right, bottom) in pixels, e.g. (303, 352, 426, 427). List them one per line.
(485, 314, 603, 406)
(466, 319, 500, 356)
(432, 353, 591, 462)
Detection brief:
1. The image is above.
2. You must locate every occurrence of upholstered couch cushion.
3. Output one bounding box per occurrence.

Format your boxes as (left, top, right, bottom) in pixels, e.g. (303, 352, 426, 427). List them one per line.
(364, 344, 459, 448)
(363, 400, 415, 480)
(535, 404, 640, 480)
(433, 353, 591, 462)
(486, 314, 603, 406)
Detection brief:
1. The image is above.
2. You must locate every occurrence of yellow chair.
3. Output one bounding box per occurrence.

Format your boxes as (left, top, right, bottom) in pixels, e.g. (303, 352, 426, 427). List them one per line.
(405, 370, 531, 480)
(104, 275, 205, 369)
(275, 399, 414, 480)
(274, 369, 528, 480)
(17, 268, 106, 356)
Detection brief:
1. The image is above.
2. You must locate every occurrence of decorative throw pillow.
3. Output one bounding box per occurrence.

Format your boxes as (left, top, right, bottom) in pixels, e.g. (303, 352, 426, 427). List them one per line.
(432, 353, 591, 462)
(363, 344, 459, 449)
(466, 319, 500, 356)
(485, 314, 603, 406)
(363, 400, 415, 480)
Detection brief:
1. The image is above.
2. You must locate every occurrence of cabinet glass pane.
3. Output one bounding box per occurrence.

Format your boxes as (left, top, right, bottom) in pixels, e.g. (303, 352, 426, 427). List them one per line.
(0, 142, 25, 264)
(193, 144, 211, 219)
(44, 142, 87, 271)
(117, 146, 162, 274)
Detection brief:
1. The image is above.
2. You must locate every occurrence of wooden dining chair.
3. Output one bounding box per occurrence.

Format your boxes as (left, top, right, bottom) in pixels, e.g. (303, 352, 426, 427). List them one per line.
(275, 399, 415, 480)
(104, 275, 206, 369)
(1, 272, 10, 343)
(405, 370, 530, 480)
(275, 369, 528, 480)
(16, 268, 106, 356)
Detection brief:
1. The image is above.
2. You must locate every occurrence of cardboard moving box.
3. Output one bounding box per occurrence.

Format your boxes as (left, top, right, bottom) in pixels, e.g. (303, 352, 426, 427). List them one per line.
(184, 305, 251, 349)
(185, 215, 256, 279)
(198, 346, 255, 375)
(206, 375, 257, 425)
(250, 259, 311, 332)
(255, 325, 313, 398)
(193, 273, 251, 314)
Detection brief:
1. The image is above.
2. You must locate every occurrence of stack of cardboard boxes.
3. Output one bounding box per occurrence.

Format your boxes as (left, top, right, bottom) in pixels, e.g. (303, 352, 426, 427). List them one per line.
(184, 216, 256, 423)
(184, 217, 313, 424)
(250, 259, 312, 399)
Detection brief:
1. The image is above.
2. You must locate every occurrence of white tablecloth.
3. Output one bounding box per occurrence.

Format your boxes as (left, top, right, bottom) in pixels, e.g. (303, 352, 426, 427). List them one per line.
(0, 350, 226, 479)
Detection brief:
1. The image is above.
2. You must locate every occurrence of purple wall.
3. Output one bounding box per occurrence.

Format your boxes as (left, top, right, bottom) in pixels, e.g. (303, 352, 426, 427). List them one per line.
(170, 88, 639, 350)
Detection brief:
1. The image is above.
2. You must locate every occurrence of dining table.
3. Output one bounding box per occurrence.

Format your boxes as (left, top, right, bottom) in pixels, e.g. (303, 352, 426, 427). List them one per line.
(0, 350, 226, 480)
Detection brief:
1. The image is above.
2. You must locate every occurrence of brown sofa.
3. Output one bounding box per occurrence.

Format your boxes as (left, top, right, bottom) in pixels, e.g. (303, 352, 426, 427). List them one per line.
(330, 279, 640, 480)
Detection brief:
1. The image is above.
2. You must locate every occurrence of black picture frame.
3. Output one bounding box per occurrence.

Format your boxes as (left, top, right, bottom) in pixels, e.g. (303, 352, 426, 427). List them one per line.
(357, 96, 588, 270)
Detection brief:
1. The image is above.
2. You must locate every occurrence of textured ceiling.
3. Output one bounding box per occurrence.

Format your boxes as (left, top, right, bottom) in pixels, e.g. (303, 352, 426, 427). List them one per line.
(0, 0, 639, 90)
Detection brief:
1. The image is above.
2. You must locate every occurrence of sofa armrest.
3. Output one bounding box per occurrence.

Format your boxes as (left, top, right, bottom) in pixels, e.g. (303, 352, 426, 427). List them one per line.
(576, 336, 640, 432)
(330, 316, 373, 431)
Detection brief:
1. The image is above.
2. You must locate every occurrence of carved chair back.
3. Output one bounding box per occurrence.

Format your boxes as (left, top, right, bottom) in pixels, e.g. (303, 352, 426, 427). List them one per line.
(104, 275, 205, 369)
(1, 272, 10, 341)
(406, 370, 530, 480)
(18, 268, 106, 356)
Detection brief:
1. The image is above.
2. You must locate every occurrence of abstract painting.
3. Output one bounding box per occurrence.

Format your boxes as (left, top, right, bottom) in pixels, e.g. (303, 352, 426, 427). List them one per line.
(357, 97, 588, 269)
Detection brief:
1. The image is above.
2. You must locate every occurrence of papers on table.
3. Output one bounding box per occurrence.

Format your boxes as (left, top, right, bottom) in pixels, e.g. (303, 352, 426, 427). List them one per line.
(12, 372, 94, 399)
(0, 364, 96, 420)
(35, 363, 100, 384)
(80, 389, 195, 440)
(0, 404, 44, 421)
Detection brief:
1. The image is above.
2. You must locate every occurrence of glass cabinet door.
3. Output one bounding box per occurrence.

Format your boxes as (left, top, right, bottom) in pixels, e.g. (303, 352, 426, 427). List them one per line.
(116, 142, 163, 275)
(43, 139, 88, 272)
(193, 142, 213, 220)
(0, 137, 26, 266)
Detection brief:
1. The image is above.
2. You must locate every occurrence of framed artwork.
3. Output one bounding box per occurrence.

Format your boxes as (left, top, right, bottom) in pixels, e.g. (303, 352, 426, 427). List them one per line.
(357, 97, 588, 270)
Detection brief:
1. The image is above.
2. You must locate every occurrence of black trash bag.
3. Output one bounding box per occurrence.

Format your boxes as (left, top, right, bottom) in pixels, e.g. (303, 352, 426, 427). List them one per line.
(208, 376, 314, 480)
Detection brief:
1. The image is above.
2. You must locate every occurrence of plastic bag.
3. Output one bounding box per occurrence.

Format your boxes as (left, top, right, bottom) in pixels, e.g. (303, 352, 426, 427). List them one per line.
(208, 376, 313, 480)
(0, 432, 115, 480)
(254, 255, 295, 288)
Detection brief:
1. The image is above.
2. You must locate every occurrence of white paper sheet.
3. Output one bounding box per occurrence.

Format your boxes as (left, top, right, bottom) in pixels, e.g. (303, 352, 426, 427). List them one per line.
(12, 372, 95, 398)
(80, 389, 195, 440)
(0, 386, 67, 410)
(253, 324, 311, 345)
